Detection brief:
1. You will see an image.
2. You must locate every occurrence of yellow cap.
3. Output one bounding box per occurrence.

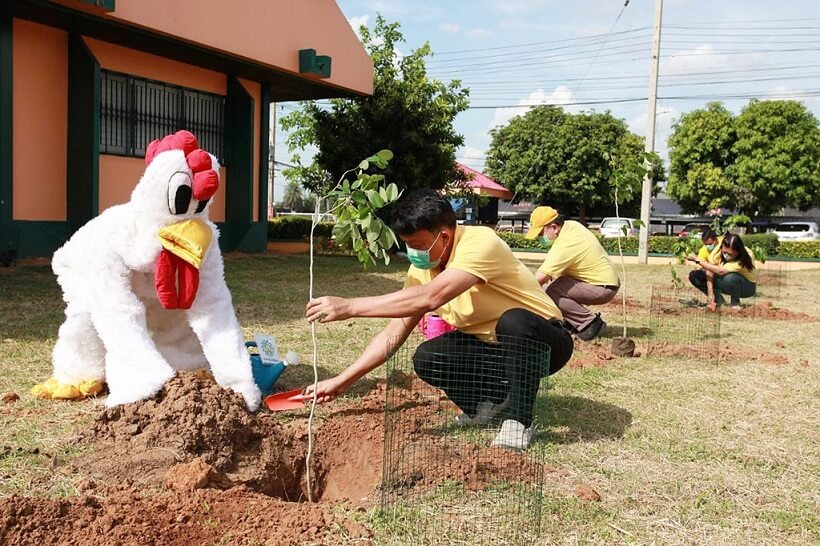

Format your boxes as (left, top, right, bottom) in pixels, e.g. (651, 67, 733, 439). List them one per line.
(524, 206, 559, 239)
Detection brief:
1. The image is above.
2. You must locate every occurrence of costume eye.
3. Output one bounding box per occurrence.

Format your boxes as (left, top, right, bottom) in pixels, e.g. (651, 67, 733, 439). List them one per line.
(168, 171, 193, 215)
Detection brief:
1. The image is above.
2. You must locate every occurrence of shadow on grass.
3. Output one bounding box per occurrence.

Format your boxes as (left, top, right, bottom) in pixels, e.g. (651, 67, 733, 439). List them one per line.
(533, 394, 633, 444)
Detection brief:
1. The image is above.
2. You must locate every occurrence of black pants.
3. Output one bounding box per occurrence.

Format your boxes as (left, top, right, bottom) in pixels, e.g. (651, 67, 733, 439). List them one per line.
(412, 308, 574, 427)
(689, 269, 757, 305)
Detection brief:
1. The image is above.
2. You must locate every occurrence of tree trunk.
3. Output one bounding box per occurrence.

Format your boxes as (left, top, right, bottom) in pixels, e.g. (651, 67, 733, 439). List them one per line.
(579, 200, 587, 224)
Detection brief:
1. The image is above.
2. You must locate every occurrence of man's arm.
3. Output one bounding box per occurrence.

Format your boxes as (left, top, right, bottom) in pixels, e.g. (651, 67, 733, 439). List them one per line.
(535, 270, 553, 286)
(306, 268, 481, 323)
(302, 314, 419, 402)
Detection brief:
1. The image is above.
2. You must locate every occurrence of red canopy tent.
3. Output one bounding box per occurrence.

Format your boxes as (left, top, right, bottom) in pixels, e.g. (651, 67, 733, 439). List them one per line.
(456, 163, 514, 200)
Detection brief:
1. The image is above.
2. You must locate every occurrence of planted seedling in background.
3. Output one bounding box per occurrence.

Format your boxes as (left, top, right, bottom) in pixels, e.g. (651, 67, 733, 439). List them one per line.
(606, 151, 658, 358)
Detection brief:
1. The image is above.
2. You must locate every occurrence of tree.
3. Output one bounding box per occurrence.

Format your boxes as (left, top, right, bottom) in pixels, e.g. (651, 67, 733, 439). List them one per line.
(667, 99, 820, 216)
(281, 179, 305, 211)
(666, 102, 736, 214)
(729, 99, 820, 216)
(485, 106, 663, 221)
(280, 15, 470, 195)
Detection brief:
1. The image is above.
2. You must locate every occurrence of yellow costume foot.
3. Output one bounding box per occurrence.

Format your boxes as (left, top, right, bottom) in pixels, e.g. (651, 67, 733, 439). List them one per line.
(31, 377, 105, 400)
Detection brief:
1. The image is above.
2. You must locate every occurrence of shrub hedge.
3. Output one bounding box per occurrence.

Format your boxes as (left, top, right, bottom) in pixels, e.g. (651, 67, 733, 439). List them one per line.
(267, 216, 333, 240)
(498, 230, 817, 259)
(271, 220, 820, 259)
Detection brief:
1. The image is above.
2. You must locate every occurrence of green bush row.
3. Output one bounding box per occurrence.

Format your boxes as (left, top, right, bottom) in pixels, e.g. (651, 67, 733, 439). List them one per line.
(267, 216, 333, 240)
(499, 230, 818, 259)
(495, 231, 546, 250)
(779, 241, 820, 259)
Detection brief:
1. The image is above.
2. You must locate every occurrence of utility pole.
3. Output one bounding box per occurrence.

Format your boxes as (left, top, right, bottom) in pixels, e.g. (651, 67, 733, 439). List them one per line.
(638, 0, 663, 263)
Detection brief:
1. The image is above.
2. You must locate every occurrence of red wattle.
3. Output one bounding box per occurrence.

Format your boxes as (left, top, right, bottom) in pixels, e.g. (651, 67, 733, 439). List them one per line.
(155, 250, 200, 310)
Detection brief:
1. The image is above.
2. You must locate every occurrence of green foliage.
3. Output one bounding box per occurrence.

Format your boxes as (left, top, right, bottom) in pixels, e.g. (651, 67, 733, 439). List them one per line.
(779, 240, 820, 259)
(486, 106, 665, 220)
(740, 233, 779, 256)
(670, 236, 703, 263)
(324, 150, 402, 268)
(281, 180, 306, 211)
(709, 213, 751, 234)
(495, 231, 547, 250)
(281, 15, 470, 196)
(268, 216, 332, 240)
(667, 102, 737, 214)
(668, 100, 820, 216)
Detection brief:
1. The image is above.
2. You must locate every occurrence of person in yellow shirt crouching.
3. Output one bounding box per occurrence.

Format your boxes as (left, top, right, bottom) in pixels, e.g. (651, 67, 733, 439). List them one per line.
(525, 207, 620, 341)
(303, 190, 574, 450)
(687, 229, 722, 292)
(686, 233, 757, 310)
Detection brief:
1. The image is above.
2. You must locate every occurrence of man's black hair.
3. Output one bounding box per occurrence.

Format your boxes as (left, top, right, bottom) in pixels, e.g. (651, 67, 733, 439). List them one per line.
(391, 189, 457, 235)
(550, 214, 566, 226)
(701, 229, 718, 242)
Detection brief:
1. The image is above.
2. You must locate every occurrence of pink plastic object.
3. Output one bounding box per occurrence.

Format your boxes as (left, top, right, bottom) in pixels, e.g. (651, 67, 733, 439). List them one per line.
(263, 388, 312, 412)
(419, 314, 457, 340)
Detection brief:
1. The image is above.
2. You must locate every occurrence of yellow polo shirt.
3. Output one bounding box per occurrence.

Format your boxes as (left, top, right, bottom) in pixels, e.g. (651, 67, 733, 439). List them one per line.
(404, 225, 562, 340)
(537, 220, 620, 287)
(723, 260, 758, 282)
(697, 236, 724, 267)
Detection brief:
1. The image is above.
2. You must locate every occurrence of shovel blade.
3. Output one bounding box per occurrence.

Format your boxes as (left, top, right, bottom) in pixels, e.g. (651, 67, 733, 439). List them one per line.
(263, 388, 311, 412)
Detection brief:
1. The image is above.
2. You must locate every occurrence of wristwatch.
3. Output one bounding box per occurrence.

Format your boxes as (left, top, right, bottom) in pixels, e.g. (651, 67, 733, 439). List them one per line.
(695, 259, 700, 265)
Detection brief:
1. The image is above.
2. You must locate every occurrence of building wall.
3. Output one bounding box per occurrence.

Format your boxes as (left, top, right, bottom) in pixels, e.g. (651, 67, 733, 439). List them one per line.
(84, 37, 230, 221)
(106, 0, 373, 96)
(12, 18, 67, 221)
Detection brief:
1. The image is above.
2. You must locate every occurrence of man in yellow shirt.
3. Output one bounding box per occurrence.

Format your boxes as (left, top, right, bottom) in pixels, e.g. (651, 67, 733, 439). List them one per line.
(304, 190, 573, 450)
(525, 206, 620, 341)
(687, 229, 722, 291)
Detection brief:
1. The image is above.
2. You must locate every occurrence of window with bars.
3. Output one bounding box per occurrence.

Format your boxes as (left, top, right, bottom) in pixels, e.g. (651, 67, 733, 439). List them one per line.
(99, 70, 225, 162)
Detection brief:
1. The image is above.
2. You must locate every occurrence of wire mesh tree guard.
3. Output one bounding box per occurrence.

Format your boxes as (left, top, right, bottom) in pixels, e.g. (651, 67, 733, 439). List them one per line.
(647, 285, 721, 363)
(380, 333, 550, 545)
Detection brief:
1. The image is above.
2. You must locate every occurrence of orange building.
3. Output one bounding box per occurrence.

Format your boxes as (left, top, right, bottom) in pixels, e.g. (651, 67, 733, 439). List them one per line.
(0, 0, 372, 258)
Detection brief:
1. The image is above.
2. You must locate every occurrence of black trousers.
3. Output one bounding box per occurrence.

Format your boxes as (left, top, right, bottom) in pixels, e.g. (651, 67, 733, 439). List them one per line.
(412, 308, 574, 427)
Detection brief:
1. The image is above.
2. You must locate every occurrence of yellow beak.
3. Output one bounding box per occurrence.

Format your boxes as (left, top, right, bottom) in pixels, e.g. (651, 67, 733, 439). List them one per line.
(157, 219, 213, 269)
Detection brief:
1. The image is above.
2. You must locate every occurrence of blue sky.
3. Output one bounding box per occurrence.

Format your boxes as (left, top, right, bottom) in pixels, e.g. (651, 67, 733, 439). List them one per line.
(273, 0, 820, 200)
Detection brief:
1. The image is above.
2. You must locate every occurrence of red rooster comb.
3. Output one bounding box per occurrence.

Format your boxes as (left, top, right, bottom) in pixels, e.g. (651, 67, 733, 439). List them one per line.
(145, 130, 218, 201)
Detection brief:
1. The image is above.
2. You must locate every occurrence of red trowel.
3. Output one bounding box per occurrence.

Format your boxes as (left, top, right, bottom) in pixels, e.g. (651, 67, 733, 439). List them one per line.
(263, 389, 312, 412)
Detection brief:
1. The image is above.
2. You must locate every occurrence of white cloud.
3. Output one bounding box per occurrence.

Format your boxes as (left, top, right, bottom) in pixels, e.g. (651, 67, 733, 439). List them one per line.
(439, 22, 462, 34)
(347, 14, 369, 38)
(662, 43, 768, 76)
(628, 106, 682, 161)
(457, 145, 487, 170)
(465, 27, 492, 40)
(488, 0, 555, 15)
(488, 85, 578, 129)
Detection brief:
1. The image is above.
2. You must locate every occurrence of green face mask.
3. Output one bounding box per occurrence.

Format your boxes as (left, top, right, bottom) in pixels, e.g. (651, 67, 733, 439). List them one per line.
(406, 231, 442, 270)
(539, 236, 554, 249)
(706, 244, 715, 251)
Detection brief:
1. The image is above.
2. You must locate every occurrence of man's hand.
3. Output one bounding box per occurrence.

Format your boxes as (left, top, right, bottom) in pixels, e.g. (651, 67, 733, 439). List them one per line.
(306, 296, 352, 323)
(685, 253, 698, 263)
(302, 375, 351, 403)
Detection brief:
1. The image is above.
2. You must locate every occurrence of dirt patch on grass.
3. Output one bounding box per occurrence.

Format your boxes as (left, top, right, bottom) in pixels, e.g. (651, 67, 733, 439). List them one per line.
(0, 487, 365, 546)
(645, 341, 790, 365)
(724, 300, 817, 321)
(0, 371, 548, 545)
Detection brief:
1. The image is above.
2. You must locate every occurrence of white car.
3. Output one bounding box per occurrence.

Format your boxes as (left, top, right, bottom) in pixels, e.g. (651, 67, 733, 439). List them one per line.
(773, 222, 820, 241)
(599, 217, 639, 238)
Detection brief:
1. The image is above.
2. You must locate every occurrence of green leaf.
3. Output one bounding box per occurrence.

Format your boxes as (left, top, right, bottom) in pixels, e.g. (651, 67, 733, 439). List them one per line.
(366, 190, 385, 208)
(376, 149, 394, 161)
(386, 183, 399, 202)
(358, 159, 369, 170)
(633, 219, 645, 228)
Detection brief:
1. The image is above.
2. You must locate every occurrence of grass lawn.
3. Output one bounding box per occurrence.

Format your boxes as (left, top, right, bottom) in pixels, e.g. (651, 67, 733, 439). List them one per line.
(1, 254, 818, 545)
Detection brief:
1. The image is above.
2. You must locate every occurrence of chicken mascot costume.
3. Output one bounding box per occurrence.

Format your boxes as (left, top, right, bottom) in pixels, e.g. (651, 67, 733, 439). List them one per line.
(32, 130, 261, 411)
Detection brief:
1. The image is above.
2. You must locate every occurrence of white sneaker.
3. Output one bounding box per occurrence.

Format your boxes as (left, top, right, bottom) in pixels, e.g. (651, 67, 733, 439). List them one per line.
(454, 395, 510, 426)
(491, 419, 535, 451)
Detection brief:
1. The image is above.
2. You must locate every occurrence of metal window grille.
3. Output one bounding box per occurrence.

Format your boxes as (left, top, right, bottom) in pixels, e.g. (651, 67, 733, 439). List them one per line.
(381, 333, 549, 545)
(99, 70, 225, 162)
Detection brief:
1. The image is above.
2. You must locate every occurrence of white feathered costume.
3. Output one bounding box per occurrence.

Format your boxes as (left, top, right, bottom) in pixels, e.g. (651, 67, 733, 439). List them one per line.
(33, 130, 261, 410)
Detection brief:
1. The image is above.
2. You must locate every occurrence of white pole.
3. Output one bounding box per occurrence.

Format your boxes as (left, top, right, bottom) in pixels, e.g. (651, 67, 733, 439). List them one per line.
(638, 0, 663, 263)
(269, 103, 276, 218)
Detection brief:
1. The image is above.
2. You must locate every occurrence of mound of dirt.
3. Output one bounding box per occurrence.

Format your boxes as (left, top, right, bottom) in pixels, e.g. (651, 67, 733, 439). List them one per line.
(0, 487, 369, 546)
(724, 300, 817, 321)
